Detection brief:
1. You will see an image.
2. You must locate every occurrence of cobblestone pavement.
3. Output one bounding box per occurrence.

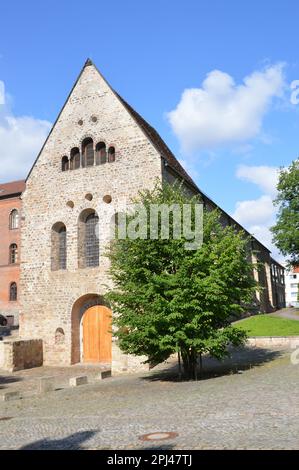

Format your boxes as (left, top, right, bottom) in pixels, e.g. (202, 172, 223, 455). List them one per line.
(0, 348, 298, 450)
(0, 363, 110, 396)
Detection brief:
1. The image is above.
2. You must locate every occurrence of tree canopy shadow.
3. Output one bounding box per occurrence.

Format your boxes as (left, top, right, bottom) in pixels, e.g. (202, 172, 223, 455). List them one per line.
(19, 430, 97, 450)
(141, 347, 284, 382)
(0, 374, 23, 389)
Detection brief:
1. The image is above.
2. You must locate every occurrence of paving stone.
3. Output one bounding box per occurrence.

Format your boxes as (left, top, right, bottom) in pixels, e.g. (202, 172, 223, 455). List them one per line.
(0, 350, 298, 450)
(1, 391, 20, 402)
(96, 370, 112, 380)
(39, 377, 55, 394)
(69, 376, 88, 387)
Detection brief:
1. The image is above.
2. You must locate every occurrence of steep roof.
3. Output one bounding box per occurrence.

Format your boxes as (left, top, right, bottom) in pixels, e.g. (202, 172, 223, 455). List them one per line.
(0, 180, 25, 199)
(24, 59, 276, 258)
(115, 93, 197, 188)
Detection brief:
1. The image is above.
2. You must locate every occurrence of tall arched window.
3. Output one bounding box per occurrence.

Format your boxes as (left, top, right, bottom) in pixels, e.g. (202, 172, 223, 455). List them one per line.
(96, 142, 107, 165)
(9, 244, 18, 264)
(78, 210, 99, 268)
(108, 146, 115, 163)
(61, 156, 69, 171)
(82, 138, 94, 167)
(9, 210, 19, 230)
(70, 147, 81, 170)
(51, 223, 67, 271)
(9, 282, 17, 301)
(110, 212, 126, 240)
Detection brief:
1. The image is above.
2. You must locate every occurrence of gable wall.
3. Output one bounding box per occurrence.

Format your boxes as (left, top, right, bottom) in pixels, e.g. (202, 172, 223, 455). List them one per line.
(20, 64, 163, 365)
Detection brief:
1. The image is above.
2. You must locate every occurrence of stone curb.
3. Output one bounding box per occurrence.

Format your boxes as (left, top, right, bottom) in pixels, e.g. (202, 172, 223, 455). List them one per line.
(1, 391, 21, 402)
(0, 369, 112, 401)
(247, 336, 299, 349)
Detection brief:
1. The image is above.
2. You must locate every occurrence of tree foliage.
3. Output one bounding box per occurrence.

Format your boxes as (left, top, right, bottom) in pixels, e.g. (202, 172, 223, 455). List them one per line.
(271, 159, 299, 266)
(106, 183, 257, 380)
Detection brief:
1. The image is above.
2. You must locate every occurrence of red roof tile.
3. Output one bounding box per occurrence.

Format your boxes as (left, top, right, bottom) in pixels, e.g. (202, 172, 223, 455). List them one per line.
(0, 180, 26, 198)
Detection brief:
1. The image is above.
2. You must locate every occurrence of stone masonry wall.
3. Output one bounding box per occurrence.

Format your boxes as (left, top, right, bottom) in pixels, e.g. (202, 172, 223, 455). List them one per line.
(0, 339, 43, 372)
(20, 63, 163, 369)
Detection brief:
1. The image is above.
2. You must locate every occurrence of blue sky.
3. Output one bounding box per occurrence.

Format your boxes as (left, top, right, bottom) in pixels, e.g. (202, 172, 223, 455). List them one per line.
(1, 0, 299, 259)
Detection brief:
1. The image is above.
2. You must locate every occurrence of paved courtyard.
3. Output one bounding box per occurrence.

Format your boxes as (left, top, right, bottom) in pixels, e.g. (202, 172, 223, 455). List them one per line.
(0, 347, 299, 450)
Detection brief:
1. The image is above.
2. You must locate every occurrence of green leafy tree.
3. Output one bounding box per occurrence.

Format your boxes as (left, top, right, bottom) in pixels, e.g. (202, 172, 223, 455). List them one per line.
(271, 159, 299, 266)
(106, 183, 257, 380)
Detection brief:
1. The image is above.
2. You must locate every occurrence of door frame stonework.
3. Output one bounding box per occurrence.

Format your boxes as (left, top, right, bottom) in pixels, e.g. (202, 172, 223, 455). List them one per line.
(71, 294, 111, 364)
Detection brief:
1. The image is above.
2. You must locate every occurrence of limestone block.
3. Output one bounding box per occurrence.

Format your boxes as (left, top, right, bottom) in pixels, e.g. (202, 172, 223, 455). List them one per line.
(69, 375, 88, 387)
(1, 391, 21, 401)
(39, 376, 55, 393)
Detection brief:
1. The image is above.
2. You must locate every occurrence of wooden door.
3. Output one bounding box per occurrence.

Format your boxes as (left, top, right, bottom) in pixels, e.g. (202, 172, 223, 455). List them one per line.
(82, 305, 112, 363)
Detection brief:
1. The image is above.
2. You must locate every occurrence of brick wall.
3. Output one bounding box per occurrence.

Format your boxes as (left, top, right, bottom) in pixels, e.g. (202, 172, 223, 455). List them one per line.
(0, 195, 22, 322)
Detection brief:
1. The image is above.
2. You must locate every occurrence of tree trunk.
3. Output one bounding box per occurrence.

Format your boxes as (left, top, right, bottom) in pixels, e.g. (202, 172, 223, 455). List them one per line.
(181, 347, 198, 380)
(178, 350, 182, 381)
(199, 353, 203, 378)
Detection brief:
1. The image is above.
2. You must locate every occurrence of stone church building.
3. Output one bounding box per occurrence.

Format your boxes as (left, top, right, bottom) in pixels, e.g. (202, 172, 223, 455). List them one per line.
(1, 59, 285, 373)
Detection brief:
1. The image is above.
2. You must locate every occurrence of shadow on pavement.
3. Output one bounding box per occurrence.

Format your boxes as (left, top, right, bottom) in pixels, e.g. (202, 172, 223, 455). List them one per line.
(19, 430, 97, 450)
(142, 347, 283, 382)
(137, 444, 175, 450)
(0, 375, 23, 389)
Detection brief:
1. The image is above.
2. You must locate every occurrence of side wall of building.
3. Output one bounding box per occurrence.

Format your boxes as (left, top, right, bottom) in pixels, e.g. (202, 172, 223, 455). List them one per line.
(163, 164, 284, 313)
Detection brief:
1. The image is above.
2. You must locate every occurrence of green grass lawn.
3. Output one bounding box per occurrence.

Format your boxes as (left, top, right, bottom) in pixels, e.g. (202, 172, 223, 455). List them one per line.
(236, 314, 299, 336)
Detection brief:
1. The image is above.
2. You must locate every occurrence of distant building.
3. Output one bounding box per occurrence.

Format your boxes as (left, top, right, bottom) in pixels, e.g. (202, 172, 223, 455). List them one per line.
(0, 180, 25, 325)
(285, 266, 299, 307)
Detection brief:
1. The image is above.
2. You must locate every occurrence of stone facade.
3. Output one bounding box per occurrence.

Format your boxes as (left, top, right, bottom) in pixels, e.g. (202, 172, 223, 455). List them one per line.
(20, 61, 162, 370)
(17, 60, 285, 372)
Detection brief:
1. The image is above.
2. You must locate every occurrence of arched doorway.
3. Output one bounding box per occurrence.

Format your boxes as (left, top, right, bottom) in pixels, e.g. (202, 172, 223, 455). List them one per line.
(82, 305, 112, 363)
(71, 294, 112, 364)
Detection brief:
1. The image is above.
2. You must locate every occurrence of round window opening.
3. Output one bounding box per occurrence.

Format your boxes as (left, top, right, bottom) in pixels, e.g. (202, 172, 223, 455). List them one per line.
(85, 193, 93, 201)
(91, 115, 98, 123)
(103, 195, 112, 204)
(78, 119, 83, 126)
(67, 201, 74, 209)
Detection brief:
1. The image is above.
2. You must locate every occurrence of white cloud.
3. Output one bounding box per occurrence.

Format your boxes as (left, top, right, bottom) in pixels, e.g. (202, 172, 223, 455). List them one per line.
(233, 195, 275, 226)
(0, 80, 4, 105)
(0, 82, 51, 182)
(167, 64, 285, 152)
(232, 164, 284, 259)
(236, 164, 279, 196)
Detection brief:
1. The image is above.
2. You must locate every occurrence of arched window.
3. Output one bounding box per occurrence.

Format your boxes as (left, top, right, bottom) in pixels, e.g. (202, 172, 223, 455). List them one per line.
(61, 156, 69, 172)
(55, 328, 65, 344)
(9, 210, 19, 230)
(82, 138, 94, 167)
(9, 244, 18, 264)
(70, 147, 81, 170)
(110, 212, 126, 245)
(78, 210, 99, 268)
(9, 282, 17, 301)
(96, 142, 107, 165)
(108, 146, 115, 163)
(51, 223, 67, 271)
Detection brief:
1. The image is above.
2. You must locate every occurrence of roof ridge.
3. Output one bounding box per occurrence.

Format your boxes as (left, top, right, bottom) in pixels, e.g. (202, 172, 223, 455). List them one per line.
(114, 92, 198, 189)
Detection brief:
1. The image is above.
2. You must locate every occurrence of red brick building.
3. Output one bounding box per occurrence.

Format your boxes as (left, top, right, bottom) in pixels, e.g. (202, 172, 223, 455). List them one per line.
(0, 180, 25, 324)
